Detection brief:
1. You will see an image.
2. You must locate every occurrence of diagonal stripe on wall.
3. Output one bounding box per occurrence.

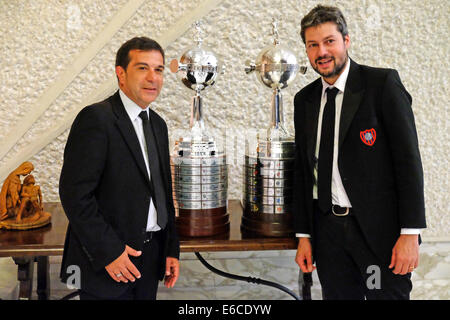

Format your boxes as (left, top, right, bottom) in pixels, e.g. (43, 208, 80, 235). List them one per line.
(0, 0, 146, 162)
(0, 0, 223, 182)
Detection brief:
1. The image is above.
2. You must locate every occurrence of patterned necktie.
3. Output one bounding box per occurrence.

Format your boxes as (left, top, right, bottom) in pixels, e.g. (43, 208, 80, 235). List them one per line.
(318, 87, 339, 212)
(138, 111, 167, 229)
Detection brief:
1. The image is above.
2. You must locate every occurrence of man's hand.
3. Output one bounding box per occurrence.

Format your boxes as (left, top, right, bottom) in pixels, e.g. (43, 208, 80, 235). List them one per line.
(389, 234, 419, 275)
(295, 237, 316, 273)
(105, 245, 142, 283)
(164, 257, 179, 288)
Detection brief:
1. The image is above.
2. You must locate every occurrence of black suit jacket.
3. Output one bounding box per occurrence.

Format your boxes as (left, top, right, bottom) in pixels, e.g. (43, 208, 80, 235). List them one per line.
(293, 59, 426, 263)
(59, 91, 179, 298)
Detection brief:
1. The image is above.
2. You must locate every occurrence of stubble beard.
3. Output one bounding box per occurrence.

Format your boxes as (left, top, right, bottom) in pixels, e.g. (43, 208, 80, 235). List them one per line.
(313, 52, 349, 80)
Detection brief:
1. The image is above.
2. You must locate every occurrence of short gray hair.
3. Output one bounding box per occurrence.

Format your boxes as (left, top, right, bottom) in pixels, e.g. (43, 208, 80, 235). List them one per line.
(300, 5, 348, 44)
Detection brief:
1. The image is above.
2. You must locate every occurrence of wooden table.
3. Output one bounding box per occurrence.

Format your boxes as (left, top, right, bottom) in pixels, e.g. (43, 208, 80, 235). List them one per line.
(0, 200, 301, 300)
(0, 203, 67, 300)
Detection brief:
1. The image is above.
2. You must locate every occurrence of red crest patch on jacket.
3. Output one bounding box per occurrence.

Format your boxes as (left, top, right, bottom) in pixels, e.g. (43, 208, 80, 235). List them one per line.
(360, 128, 376, 146)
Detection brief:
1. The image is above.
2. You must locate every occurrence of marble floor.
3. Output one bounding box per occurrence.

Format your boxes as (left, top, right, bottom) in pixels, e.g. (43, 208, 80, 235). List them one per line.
(0, 242, 448, 300)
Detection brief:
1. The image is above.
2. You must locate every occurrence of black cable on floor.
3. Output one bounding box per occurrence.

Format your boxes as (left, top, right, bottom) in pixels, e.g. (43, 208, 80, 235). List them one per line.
(194, 251, 301, 300)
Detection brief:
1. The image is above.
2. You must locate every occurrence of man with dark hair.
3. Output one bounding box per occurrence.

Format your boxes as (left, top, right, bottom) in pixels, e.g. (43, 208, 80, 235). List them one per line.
(115, 36, 165, 69)
(59, 36, 180, 300)
(293, 5, 426, 299)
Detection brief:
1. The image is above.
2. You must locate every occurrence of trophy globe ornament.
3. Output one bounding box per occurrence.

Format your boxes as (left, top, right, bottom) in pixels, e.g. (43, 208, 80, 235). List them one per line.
(245, 18, 307, 141)
(170, 21, 222, 144)
(170, 21, 220, 94)
(242, 19, 307, 237)
(170, 21, 229, 237)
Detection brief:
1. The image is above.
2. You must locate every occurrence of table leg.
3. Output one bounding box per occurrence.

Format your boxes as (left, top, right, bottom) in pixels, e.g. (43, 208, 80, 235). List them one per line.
(297, 269, 313, 300)
(302, 272, 313, 300)
(36, 256, 50, 300)
(13, 257, 34, 300)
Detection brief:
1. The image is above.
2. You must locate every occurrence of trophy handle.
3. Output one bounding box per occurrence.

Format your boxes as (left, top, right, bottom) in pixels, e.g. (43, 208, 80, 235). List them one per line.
(170, 59, 179, 73)
(299, 66, 307, 74)
(170, 59, 188, 73)
(245, 60, 256, 74)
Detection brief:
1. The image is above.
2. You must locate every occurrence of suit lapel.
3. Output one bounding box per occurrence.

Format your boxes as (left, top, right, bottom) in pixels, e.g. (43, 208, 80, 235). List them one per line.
(339, 60, 365, 149)
(147, 110, 168, 193)
(305, 79, 323, 172)
(111, 91, 151, 185)
(147, 109, 169, 227)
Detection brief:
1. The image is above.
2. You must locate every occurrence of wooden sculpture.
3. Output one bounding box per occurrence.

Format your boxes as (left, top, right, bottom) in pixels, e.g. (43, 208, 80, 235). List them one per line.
(0, 162, 51, 230)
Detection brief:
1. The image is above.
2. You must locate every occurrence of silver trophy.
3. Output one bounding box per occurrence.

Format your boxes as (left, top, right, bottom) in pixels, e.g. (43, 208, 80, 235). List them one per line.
(170, 21, 229, 237)
(242, 19, 307, 237)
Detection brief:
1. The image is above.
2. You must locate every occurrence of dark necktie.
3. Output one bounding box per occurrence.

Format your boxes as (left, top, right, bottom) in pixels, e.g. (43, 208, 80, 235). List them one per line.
(138, 111, 168, 229)
(318, 87, 339, 212)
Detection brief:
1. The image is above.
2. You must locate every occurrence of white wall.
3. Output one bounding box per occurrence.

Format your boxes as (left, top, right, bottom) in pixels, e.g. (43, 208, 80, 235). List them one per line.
(0, 0, 448, 240)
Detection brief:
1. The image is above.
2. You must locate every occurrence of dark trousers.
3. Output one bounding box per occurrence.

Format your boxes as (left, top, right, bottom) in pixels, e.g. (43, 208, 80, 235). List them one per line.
(313, 203, 412, 300)
(80, 231, 162, 300)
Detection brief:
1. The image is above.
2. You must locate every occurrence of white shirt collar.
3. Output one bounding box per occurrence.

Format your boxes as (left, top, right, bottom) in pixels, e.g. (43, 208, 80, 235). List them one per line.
(321, 58, 351, 97)
(119, 89, 150, 122)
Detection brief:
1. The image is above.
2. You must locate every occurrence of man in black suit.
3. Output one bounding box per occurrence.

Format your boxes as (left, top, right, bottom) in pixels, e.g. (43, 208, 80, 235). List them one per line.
(59, 37, 180, 300)
(293, 5, 426, 299)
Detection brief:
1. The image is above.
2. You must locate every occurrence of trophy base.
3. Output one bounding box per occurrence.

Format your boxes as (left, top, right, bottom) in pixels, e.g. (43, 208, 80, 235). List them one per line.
(176, 207, 229, 237)
(0, 211, 51, 230)
(241, 209, 293, 237)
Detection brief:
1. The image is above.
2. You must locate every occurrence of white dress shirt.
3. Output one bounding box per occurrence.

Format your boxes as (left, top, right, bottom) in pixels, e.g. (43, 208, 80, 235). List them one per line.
(296, 60, 420, 238)
(119, 89, 161, 232)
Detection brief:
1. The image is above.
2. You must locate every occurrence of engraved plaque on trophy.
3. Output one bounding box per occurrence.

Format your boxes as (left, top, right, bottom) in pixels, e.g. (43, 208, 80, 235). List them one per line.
(242, 20, 307, 237)
(170, 21, 229, 237)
